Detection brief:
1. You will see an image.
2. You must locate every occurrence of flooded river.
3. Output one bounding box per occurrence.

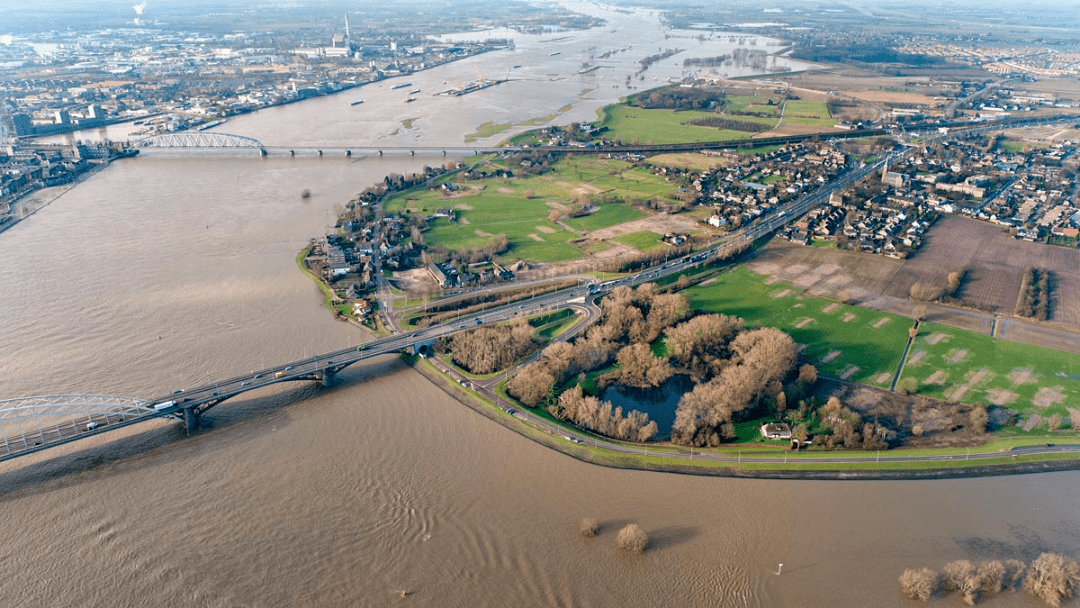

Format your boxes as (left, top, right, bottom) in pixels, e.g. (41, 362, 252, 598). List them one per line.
(3, 4, 1079, 607)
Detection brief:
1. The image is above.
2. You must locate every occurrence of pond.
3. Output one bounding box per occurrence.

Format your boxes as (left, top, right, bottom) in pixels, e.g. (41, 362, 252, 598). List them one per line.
(598, 375, 695, 440)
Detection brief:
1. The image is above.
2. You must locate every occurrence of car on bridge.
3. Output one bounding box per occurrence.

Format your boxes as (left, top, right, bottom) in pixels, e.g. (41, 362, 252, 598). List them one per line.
(86, 422, 100, 431)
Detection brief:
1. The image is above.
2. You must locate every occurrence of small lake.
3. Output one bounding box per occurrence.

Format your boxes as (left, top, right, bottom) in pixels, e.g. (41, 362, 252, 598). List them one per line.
(599, 374, 695, 439)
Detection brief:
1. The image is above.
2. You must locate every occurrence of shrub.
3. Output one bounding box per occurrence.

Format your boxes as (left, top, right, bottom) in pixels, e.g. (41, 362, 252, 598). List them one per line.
(615, 524, 648, 554)
(580, 518, 599, 539)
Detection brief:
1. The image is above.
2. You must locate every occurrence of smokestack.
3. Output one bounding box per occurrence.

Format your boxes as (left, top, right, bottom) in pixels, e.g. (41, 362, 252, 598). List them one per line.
(345, 14, 350, 39)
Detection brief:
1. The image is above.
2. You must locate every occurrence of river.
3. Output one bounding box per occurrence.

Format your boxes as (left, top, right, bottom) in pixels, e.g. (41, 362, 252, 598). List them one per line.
(2, 4, 1079, 607)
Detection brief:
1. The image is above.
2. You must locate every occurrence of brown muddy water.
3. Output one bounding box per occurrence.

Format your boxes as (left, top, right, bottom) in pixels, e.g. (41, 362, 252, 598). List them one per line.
(4, 5, 1079, 607)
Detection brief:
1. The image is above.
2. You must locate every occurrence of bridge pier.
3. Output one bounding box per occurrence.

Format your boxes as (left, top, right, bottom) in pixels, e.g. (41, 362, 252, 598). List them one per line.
(183, 407, 200, 433)
(320, 371, 334, 387)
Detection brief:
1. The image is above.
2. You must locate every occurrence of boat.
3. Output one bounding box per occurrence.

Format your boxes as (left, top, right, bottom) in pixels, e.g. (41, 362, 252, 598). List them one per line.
(351, 99, 364, 106)
(391, 82, 412, 90)
(196, 118, 227, 131)
(549, 51, 561, 56)
(406, 97, 418, 103)
(409, 88, 422, 94)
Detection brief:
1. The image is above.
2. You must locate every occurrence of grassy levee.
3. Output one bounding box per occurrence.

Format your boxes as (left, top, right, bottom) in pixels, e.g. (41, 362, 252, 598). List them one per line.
(411, 353, 1080, 477)
(296, 246, 337, 313)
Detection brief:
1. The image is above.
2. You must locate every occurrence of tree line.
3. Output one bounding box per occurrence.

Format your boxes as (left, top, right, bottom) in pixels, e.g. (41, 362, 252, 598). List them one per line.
(682, 55, 731, 67)
(507, 282, 814, 446)
(1016, 267, 1051, 320)
(900, 553, 1080, 606)
(508, 283, 691, 441)
(409, 279, 577, 327)
(443, 320, 538, 375)
(687, 116, 770, 133)
(629, 86, 724, 112)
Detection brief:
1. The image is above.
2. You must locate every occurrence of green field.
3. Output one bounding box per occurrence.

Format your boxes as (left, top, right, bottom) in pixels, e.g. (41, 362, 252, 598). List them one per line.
(684, 266, 912, 386)
(563, 204, 647, 232)
(683, 265, 1080, 430)
(781, 100, 834, 127)
(898, 322, 1080, 424)
(611, 230, 666, 252)
(724, 95, 782, 117)
(382, 156, 684, 264)
(599, 106, 762, 144)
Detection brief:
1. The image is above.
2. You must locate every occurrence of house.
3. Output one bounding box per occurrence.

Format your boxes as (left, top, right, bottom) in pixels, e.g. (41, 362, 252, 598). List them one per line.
(427, 263, 449, 287)
(761, 423, 793, 440)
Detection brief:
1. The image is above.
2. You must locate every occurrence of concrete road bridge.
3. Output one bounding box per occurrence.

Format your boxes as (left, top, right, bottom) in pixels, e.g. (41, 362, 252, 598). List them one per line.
(0, 288, 601, 464)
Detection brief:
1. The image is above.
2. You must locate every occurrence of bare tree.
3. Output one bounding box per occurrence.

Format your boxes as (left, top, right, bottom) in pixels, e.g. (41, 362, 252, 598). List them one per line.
(943, 559, 980, 605)
(899, 567, 939, 601)
(580, 518, 599, 539)
(969, 405, 989, 434)
(615, 524, 648, 554)
(1024, 552, 1080, 607)
(977, 560, 1006, 595)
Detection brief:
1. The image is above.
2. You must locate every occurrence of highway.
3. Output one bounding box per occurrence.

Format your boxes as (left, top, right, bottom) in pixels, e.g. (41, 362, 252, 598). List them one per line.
(5, 112, 1080, 466)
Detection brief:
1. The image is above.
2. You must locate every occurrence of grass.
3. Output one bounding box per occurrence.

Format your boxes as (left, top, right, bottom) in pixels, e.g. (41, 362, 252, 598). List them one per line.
(780, 100, 835, 128)
(382, 156, 684, 264)
(897, 321, 1080, 422)
(611, 230, 666, 252)
(724, 95, 781, 117)
(645, 152, 729, 171)
(599, 105, 756, 144)
(996, 139, 1048, 154)
(583, 240, 614, 255)
(415, 353, 1080, 475)
(683, 266, 912, 386)
(464, 121, 515, 143)
(295, 246, 337, 314)
(562, 204, 647, 232)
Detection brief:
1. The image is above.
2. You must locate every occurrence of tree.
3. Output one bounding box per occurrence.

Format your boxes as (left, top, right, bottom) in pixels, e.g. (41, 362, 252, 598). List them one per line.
(977, 560, 1006, 595)
(580, 518, 599, 539)
(1024, 553, 1080, 607)
(609, 343, 674, 389)
(897, 376, 919, 395)
(615, 524, 648, 554)
(899, 567, 938, 601)
(449, 321, 538, 374)
(969, 405, 989, 434)
(665, 314, 744, 381)
(942, 559, 979, 605)
(508, 364, 555, 407)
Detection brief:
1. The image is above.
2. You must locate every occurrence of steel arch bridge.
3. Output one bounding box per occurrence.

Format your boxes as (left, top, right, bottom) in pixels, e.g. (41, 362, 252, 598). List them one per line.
(134, 132, 264, 149)
(0, 394, 168, 462)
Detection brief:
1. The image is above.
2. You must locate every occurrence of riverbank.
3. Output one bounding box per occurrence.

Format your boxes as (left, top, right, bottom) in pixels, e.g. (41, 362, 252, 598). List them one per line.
(408, 353, 1080, 479)
(0, 162, 112, 236)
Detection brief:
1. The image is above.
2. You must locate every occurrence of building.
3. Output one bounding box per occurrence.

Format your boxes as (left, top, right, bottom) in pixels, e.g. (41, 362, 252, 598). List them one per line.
(760, 423, 793, 440)
(427, 263, 448, 287)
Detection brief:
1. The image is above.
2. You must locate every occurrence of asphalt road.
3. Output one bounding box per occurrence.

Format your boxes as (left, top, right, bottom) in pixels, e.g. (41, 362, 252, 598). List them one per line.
(8, 114, 1080, 465)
